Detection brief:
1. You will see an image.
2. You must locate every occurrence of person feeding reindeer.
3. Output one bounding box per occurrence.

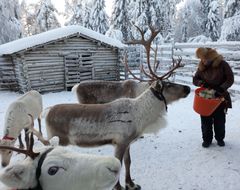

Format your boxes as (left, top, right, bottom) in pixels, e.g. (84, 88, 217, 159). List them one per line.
(193, 47, 234, 148)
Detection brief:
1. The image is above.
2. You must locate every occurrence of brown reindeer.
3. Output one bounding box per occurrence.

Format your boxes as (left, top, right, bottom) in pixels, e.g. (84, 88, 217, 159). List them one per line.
(43, 26, 190, 190)
(72, 25, 179, 105)
(72, 79, 150, 104)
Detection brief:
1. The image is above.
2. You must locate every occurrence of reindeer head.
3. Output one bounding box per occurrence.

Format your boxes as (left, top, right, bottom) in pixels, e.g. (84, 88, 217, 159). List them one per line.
(0, 139, 15, 167)
(0, 132, 121, 190)
(124, 25, 185, 82)
(125, 25, 190, 105)
(0, 147, 121, 190)
(150, 80, 190, 105)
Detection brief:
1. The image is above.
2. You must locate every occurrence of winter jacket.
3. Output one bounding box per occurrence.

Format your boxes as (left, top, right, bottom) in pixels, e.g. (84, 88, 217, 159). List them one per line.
(193, 48, 234, 108)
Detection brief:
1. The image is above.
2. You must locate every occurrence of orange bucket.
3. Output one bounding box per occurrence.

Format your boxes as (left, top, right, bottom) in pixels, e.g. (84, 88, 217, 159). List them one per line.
(193, 87, 224, 116)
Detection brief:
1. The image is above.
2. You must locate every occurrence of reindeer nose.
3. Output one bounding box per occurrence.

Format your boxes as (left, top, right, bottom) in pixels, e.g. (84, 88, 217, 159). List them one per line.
(2, 162, 8, 167)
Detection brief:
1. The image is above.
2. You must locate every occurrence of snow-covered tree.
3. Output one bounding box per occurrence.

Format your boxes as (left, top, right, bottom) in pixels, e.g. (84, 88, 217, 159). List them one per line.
(64, 0, 84, 26)
(89, 0, 109, 34)
(110, 0, 178, 42)
(20, 0, 37, 36)
(181, 5, 190, 42)
(206, 0, 221, 41)
(83, 5, 92, 29)
(105, 26, 123, 41)
(34, 0, 60, 34)
(175, 0, 204, 42)
(199, 0, 211, 34)
(0, 0, 22, 44)
(219, 0, 240, 41)
(224, 0, 240, 18)
(144, 0, 178, 41)
(110, 0, 130, 41)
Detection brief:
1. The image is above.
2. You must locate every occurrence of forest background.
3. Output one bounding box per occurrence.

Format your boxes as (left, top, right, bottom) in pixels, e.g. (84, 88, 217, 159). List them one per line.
(0, 0, 240, 45)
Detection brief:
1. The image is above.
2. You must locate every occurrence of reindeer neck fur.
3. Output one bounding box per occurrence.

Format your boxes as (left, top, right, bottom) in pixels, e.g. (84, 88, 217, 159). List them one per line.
(135, 82, 150, 96)
(3, 102, 29, 139)
(133, 87, 167, 134)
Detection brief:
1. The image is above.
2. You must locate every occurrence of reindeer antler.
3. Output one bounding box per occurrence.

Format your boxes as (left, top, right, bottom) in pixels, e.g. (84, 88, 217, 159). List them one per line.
(0, 114, 40, 159)
(126, 25, 161, 78)
(125, 25, 184, 81)
(123, 51, 151, 82)
(152, 56, 184, 80)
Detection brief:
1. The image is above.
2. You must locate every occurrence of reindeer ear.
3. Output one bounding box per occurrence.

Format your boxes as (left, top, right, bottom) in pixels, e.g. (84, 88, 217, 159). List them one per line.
(49, 136, 60, 146)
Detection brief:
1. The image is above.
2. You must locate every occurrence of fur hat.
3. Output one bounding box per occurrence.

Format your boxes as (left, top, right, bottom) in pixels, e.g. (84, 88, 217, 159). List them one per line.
(196, 47, 223, 71)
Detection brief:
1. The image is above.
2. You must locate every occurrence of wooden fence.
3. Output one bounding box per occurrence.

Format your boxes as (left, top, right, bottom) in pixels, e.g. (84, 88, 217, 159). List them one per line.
(121, 42, 240, 95)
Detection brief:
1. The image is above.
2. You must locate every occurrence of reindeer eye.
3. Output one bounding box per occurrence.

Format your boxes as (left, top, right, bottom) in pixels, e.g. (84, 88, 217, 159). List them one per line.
(48, 166, 59, 175)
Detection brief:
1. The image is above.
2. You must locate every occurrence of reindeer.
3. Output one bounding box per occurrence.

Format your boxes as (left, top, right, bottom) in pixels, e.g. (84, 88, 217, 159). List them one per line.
(72, 79, 149, 104)
(72, 26, 175, 105)
(42, 26, 190, 190)
(0, 90, 49, 167)
(0, 132, 121, 190)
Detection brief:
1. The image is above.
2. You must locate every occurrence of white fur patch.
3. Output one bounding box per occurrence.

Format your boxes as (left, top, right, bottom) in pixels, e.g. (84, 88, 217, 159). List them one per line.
(142, 115, 167, 134)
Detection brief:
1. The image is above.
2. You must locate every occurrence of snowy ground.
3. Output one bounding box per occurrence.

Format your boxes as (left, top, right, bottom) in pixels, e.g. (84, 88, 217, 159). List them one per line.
(0, 89, 240, 190)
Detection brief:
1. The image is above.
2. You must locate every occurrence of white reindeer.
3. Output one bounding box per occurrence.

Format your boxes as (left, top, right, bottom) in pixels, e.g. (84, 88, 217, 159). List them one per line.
(43, 80, 190, 190)
(72, 80, 149, 104)
(0, 90, 49, 167)
(0, 133, 121, 190)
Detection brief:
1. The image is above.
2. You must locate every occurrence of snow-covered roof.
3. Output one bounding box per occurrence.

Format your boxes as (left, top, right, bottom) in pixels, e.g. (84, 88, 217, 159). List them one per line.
(0, 25, 126, 56)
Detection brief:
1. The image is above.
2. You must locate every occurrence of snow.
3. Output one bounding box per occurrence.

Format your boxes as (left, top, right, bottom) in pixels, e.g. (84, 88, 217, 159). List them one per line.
(0, 25, 125, 56)
(0, 89, 240, 190)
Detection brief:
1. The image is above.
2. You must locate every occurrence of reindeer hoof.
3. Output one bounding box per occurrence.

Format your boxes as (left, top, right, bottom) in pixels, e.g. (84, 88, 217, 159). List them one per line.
(113, 186, 125, 190)
(126, 183, 141, 190)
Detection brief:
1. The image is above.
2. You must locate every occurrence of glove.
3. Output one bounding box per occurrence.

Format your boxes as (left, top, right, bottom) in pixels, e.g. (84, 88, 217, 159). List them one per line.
(202, 82, 210, 88)
(199, 80, 210, 88)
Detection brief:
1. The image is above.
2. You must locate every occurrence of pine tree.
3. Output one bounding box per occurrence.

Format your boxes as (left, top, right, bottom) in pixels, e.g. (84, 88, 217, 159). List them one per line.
(83, 5, 92, 29)
(220, 0, 240, 41)
(64, 0, 84, 26)
(181, 5, 190, 42)
(89, 0, 109, 34)
(34, 0, 60, 34)
(20, 0, 36, 36)
(206, 1, 221, 41)
(127, 0, 149, 40)
(110, 0, 130, 41)
(224, 0, 240, 18)
(199, 0, 211, 35)
(174, 0, 205, 42)
(0, 0, 22, 44)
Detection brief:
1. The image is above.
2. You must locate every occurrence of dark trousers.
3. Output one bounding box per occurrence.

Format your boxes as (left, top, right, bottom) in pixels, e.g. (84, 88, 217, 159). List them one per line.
(200, 104, 226, 143)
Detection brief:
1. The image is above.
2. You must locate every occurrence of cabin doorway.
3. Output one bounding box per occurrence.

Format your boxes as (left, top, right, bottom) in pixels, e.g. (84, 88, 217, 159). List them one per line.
(64, 53, 94, 91)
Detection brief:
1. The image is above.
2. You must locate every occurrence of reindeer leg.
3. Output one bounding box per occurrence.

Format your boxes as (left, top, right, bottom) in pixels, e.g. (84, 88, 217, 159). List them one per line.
(27, 114, 49, 146)
(38, 117, 42, 135)
(31, 128, 50, 145)
(113, 144, 128, 190)
(18, 134, 24, 149)
(124, 147, 141, 190)
(24, 128, 30, 149)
